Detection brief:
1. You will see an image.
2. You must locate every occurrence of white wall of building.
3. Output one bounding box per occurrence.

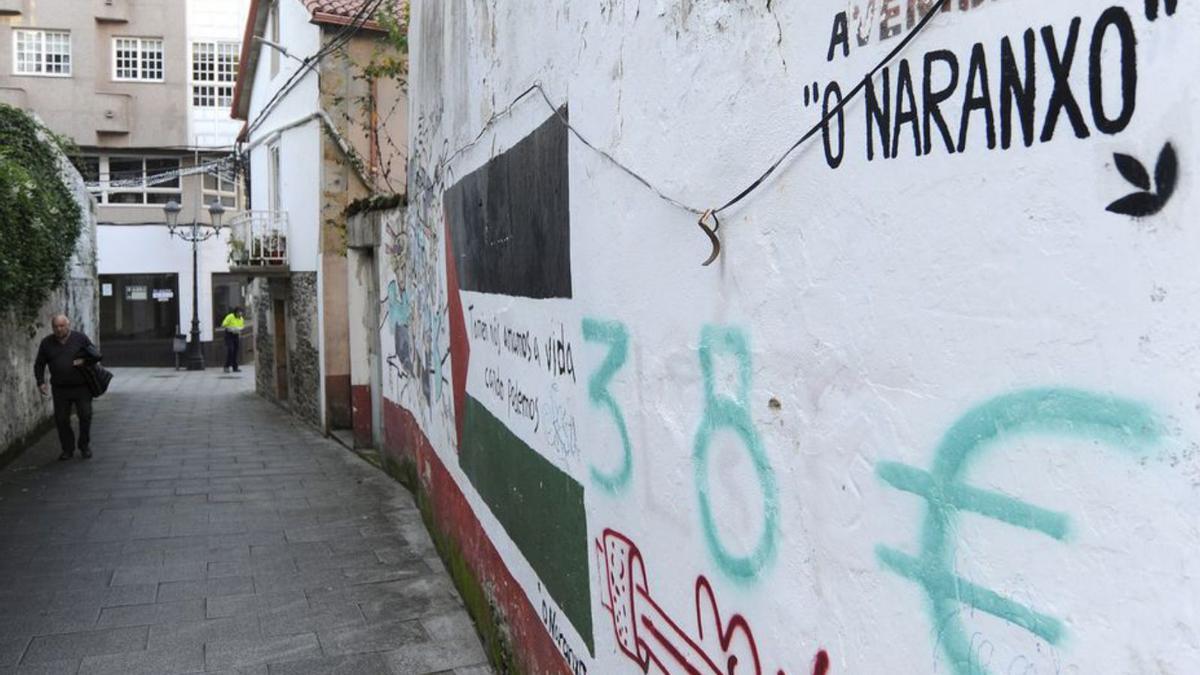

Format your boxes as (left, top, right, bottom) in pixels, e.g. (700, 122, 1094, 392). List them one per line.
(97, 225, 234, 342)
(244, 0, 323, 272)
(397, 2, 1200, 674)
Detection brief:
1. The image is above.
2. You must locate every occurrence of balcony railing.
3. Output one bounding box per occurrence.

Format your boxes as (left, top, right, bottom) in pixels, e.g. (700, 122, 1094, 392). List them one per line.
(228, 211, 289, 271)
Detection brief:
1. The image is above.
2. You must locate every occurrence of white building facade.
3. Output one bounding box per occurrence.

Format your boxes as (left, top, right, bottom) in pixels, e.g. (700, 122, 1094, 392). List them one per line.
(93, 0, 251, 366)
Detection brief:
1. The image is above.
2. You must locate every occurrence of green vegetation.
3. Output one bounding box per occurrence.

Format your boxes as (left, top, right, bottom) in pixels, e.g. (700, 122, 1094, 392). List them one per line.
(344, 192, 406, 218)
(0, 104, 84, 320)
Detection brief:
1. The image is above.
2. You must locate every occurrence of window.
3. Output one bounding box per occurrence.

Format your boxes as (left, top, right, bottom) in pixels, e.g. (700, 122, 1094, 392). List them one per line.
(192, 41, 239, 108)
(113, 37, 164, 81)
(99, 273, 180, 343)
(269, 3, 280, 76)
(267, 143, 281, 213)
(204, 171, 239, 208)
(74, 156, 182, 205)
(13, 29, 71, 76)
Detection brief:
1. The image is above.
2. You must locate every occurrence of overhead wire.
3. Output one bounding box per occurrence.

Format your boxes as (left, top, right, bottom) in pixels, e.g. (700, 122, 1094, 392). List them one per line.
(413, 0, 950, 265)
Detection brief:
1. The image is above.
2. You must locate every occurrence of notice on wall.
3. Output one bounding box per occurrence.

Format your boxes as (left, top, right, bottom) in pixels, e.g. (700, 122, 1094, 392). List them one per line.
(101, 283, 113, 297)
(152, 289, 175, 302)
(125, 285, 147, 301)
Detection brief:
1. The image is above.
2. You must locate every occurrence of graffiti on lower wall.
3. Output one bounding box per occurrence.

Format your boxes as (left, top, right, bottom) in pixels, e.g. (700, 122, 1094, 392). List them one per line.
(876, 388, 1162, 675)
(381, 208, 454, 437)
(597, 528, 830, 675)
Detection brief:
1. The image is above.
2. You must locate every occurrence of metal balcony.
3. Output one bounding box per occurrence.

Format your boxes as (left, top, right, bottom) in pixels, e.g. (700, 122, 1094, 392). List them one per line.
(228, 211, 290, 275)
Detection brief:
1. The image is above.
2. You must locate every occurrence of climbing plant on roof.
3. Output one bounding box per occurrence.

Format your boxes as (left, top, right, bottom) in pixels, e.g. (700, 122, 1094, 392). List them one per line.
(0, 104, 84, 321)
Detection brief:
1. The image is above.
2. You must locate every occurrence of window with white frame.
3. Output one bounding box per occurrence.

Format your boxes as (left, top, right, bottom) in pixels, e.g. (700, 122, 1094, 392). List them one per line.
(204, 171, 239, 208)
(191, 41, 239, 108)
(269, 3, 280, 76)
(13, 29, 71, 76)
(72, 155, 182, 205)
(113, 37, 164, 81)
(268, 143, 281, 213)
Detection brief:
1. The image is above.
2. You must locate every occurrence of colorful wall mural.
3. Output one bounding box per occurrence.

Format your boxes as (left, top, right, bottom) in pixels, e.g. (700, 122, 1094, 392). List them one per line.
(382, 1, 1200, 673)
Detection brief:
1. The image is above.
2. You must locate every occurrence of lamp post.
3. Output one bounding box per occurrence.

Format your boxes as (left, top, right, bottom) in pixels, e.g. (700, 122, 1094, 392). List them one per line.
(163, 199, 226, 371)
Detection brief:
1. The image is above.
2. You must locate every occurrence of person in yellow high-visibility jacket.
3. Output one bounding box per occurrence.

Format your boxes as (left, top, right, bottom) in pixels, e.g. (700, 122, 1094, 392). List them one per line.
(220, 307, 245, 373)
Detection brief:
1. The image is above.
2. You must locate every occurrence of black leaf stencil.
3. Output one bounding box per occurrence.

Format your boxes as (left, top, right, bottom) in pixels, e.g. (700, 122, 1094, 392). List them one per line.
(1113, 153, 1150, 190)
(1107, 142, 1179, 217)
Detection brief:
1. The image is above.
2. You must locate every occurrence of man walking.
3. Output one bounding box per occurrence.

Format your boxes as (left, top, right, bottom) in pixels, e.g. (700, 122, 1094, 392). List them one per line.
(221, 306, 245, 373)
(34, 315, 99, 461)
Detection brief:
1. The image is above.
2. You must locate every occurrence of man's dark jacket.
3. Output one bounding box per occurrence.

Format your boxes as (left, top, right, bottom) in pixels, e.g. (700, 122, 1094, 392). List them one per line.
(34, 331, 98, 389)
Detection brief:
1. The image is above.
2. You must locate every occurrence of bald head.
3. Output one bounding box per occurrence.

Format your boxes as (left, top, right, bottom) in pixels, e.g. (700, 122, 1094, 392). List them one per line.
(51, 315, 70, 341)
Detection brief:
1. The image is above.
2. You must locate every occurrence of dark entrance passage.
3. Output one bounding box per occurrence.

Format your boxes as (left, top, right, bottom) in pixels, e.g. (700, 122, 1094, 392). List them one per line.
(99, 273, 180, 366)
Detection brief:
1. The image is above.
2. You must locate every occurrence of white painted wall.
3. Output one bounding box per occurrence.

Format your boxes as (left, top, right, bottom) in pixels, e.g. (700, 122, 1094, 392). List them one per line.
(398, 1, 1200, 674)
(244, 0, 323, 273)
(186, 0, 252, 147)
(97, 225, 234, 342)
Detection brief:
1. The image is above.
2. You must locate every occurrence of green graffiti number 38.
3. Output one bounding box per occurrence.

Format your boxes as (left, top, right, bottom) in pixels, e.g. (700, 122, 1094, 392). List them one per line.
(694, 326, 779, 582)
(582, 320, 780, 582)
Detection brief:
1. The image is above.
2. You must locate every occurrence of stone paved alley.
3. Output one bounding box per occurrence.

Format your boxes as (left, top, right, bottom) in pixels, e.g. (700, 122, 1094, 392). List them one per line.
(0, 369, 491, 675)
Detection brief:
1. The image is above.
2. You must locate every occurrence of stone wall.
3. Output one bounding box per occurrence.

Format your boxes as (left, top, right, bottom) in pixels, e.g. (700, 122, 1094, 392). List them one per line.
(0, 137, 98, 461)
(253, 279, 276, 402)
(288, 271, 321, 427)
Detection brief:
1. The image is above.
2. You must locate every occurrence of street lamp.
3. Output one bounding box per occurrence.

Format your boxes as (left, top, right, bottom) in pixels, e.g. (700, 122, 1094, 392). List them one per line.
(164, 199, 226, 371)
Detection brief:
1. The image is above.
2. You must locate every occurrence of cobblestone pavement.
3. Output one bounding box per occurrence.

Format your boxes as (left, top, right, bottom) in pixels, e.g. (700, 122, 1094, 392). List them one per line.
(0, 368, 492, 675)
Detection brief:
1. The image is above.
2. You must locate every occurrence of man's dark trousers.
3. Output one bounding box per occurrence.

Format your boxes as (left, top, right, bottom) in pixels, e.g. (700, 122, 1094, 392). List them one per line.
(224, 332, 240, 370)
(52, 386, 92, 454)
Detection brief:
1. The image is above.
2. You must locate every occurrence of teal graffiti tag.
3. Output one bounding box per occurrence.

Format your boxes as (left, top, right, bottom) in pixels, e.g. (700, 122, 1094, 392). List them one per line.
(694, 326, 780, 583)
(582, 318, 633, 494)
(876, 388, 1161, 675)
(386, 279, 411, 329)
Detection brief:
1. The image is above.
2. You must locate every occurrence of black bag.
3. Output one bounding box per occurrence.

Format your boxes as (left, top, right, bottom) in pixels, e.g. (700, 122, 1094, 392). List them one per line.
(81, 363, 113, 397)
(77, 343, 113, 397)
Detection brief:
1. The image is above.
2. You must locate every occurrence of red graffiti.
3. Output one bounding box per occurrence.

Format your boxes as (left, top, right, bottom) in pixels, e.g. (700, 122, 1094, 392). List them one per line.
(597, 529, 830, 675)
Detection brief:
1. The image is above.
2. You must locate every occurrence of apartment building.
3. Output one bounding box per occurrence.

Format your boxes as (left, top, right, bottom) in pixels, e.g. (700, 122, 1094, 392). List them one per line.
(0, 0, 250, 366)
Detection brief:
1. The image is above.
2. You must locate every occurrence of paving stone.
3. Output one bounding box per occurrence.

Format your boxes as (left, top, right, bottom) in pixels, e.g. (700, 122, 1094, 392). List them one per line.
(381, 639, 489, 675)
(0, 658, 82, 674)
(204, 633, 321, 671)
(259, 602, 363, 638)
(206, 591, 308, 620)
(0, 369, 486, 674)
(21, 626, 147, 665)
(156, 576, 254, 602)
(96, 599, 205, 629)
(317, 620, 428, 657)
(0, 638, 28, 667)
(147, 615, 261, 651)
(76, 644, 202, 675)
(265, 652, 391, 675)
(111, 562, 206, 586)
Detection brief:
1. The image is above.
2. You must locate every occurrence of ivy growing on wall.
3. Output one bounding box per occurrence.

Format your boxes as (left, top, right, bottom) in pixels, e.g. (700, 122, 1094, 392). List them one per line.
(0, 104, 83, 321)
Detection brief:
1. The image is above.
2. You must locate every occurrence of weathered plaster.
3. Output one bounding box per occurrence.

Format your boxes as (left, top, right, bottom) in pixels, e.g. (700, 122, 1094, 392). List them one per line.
(392, 1, 1200, 674)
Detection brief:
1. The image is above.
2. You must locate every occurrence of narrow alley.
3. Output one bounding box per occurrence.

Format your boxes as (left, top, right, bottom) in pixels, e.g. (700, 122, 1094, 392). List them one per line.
(0, 369, 490, 675)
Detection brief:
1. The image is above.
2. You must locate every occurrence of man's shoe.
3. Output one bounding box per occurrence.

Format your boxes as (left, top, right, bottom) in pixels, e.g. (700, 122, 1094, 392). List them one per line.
(223, 366, 229, 373)
(58, 451, 72, 461)
(79, 447, 92, 459)
(232, 368, 241, 373)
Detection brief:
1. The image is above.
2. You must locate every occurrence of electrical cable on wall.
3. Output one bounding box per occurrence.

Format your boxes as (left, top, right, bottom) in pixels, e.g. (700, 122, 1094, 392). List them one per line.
(417, 0, 950, 266)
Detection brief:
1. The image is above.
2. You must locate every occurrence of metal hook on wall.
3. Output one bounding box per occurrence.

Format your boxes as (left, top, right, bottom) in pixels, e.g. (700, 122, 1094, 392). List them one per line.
(698, 209, 721, 266)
